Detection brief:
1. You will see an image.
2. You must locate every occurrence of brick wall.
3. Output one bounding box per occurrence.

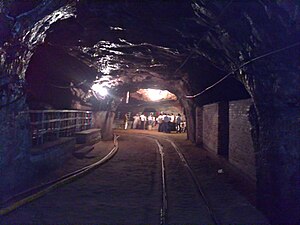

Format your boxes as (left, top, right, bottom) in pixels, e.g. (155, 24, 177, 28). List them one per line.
(195, 107, 203, 145)
(229, 99, 256, 180)
(196, 99, 256, 181)
(202, 103, 219, 154)
(218, 102, 229, 158)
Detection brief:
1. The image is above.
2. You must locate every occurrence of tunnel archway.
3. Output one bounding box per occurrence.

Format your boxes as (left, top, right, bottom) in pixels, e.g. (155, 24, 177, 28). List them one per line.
(0, 1, 299, 223)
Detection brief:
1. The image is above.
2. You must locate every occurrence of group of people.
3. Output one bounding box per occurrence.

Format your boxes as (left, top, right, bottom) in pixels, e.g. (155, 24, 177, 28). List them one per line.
(126, 112, 185, 133)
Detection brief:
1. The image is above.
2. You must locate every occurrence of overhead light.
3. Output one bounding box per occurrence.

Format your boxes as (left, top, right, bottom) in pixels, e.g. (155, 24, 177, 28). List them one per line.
(133, 88, 177, 102)
(126, 91, 130, 103)
(91, 83, 108, 99)
(147, 89, 163, 101)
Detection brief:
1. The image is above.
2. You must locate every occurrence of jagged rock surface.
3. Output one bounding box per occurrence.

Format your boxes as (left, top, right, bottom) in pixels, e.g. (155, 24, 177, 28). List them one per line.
(0, 1, 299, 223)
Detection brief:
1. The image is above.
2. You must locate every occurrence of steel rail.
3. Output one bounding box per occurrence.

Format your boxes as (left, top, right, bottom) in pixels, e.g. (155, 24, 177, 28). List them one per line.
(120, 133, 168, 224)
(166, 139, 219, 225)
(0, 135, 120, 216)
(128, 133, 219, 225)
(155, 139, 168, 225)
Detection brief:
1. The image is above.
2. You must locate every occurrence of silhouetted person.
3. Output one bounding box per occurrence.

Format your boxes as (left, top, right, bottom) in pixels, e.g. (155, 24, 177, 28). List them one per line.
(176, 113, 182, 133)
(147, 113, 155, 130)
(162, 113, 171, 133)
(124, 113, 129, 130)
(170, 113, 176, 131)
(133, 113, 140, 129)
(156, 113, 163, 132)
(140, 113, 147, 130)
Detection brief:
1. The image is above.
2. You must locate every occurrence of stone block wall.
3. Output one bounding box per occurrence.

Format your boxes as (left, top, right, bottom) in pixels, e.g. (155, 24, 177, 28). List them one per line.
(30, 137, 76, 170)
(195, 107, 203, 145)
(197, 99, 256, 180)
(229, 99, 256, 180)
(202, 103, 219, 154)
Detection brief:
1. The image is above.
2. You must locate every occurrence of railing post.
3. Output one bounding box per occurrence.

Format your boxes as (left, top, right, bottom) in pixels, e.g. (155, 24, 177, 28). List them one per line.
(28, 109, 93, 146)
(41, 111, 44, 145)
(57, 111, 60, 139)
(89, 111, 93, 129)
(75, 111, 78, 132)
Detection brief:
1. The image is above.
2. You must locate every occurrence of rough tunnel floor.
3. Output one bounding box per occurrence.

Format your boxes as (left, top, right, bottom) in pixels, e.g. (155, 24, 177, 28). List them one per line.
(1, 130, 268, 224)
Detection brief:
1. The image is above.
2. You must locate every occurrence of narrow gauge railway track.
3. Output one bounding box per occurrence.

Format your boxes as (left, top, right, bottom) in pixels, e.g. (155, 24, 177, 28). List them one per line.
(1, 132, 266, 224)
(0, 135, 120, 216)
(125, 133, 219, 225)
(2, 133, 218, 224)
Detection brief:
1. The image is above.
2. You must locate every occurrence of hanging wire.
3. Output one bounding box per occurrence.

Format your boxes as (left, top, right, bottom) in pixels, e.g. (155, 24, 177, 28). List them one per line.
(174, 0, 234, 74)
(185, 41, 300, 99)
(49, 80, 87, 89)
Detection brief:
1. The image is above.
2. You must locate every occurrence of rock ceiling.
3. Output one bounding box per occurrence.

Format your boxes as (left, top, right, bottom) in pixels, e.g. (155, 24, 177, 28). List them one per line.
(2, 0, 299, 107)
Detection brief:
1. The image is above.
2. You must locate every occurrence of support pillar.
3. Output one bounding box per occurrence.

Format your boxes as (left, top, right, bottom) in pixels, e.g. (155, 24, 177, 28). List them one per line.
(217, 101, 229, 158)
(181, 99, 196, 142)
(93, 111, 115, 140)
(250, 104, 300, 224)
(195, 106, 203, 146)
(243, 56, 300, 223)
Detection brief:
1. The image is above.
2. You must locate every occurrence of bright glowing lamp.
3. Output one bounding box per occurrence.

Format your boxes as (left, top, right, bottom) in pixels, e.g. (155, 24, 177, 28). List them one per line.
(91, 83, 108, 98)
(147, 89, 163, 101)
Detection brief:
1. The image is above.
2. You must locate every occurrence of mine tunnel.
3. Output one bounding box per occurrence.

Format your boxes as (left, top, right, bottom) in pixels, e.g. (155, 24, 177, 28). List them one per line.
(0, 1, 299, 224)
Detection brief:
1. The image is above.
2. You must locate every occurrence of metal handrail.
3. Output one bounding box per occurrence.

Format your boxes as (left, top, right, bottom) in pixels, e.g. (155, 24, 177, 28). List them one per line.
(26, 110, 92, 113)
(22, 110, 93, 146)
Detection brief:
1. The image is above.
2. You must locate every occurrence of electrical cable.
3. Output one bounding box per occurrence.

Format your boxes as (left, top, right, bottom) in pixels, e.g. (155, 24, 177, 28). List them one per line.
(174, 0, 234, 74)
(185, 41, 300, 99)
(49, 80, 87, 89)
(0, 135, 119, 216)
